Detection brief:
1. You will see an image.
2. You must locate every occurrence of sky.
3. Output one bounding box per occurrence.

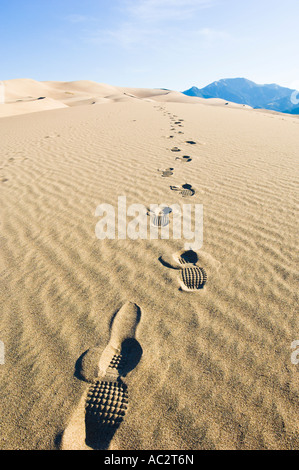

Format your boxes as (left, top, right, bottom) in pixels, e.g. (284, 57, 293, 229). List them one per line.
(1, 0, 299, 91)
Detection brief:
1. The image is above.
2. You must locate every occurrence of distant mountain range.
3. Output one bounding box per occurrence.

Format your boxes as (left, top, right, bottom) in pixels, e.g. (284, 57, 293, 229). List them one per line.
(182, 78, 299, 114)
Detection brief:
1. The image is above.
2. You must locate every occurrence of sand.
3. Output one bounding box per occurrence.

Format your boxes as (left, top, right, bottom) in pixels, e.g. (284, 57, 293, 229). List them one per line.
(0, 80, 298, 450)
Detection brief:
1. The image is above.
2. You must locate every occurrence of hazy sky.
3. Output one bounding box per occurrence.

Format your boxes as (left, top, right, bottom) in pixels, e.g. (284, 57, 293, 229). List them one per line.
(1, 0, 299, 90)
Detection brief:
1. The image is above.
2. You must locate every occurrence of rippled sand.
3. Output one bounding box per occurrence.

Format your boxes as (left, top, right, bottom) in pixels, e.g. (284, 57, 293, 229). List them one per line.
(0, 80, 298, 449)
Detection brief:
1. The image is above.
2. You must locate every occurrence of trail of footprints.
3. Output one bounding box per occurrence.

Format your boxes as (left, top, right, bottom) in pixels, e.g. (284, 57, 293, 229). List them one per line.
(155, 107, 198, 207)
(63, 105, 208, 450)
(153, 105, 207, 292)
(156, 108, 198, 200)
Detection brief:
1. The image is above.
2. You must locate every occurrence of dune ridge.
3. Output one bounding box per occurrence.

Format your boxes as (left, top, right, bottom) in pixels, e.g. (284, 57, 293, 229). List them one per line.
(0, 79, 254, 118)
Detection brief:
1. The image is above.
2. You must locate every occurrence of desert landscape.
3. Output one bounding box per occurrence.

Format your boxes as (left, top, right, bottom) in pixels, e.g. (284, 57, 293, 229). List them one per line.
(0, 79, 298, 450)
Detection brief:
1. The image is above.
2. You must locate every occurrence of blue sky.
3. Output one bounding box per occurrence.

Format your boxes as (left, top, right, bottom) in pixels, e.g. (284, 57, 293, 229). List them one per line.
(1, 0, 299, 90)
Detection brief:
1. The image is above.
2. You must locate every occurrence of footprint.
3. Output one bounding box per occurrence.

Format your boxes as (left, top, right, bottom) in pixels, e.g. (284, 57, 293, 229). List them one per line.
(170, 184, 195, 197)
(147, 207, 172, 227)
(159, 249, 221, 293)
(167, 249, 221, 271)
(85, 379, 128, 448)
(178, 266, 207, 291)
(158, 168, 174, 177)
(159, 250, 207, 292)
(173, 249, 199, 265)
(171, 147, 181, 152)
(175, 155, 192, 163)
(61, 302, 142, 450)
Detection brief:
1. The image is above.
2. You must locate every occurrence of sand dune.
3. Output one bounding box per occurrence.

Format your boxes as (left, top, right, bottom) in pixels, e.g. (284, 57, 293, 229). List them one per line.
(0, 82, 298, 450)
(0, 79, 253, 118)
(2, 78, 52, 101)
(0, 97, 68, 118)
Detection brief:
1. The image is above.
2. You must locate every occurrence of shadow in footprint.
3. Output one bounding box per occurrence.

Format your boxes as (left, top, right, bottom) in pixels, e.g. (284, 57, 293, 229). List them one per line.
(170, 184, 195, 197)
(159, 250, 199, 268)
(186, 141, 196, 145)
(178, 250, 199, 264)
(158, 255, 177, 270)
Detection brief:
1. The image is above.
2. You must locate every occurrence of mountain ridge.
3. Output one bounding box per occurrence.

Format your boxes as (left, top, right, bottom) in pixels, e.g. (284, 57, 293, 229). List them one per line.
(182, 78, 299, 114)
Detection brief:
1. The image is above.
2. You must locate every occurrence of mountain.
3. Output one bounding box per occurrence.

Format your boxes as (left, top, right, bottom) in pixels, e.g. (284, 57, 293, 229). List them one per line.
(183, 78, 299, 114)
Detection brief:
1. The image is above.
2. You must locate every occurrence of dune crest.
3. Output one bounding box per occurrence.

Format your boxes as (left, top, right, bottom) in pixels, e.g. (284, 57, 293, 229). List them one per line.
(0, 78, 254, 118)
